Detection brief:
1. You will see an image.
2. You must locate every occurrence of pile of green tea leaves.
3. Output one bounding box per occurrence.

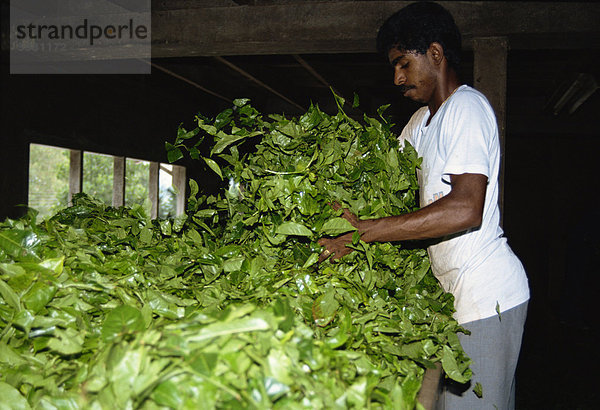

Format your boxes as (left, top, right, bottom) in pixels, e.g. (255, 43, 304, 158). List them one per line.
(0, 96, 471, 409)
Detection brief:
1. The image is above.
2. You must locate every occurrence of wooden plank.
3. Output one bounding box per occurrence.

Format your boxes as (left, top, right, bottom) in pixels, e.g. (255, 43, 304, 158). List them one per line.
(473, 37, 508, 225)
(149, 161, 159, 219)
(151, 1, 600, 57)
(112, 156, 125, 207)
(68, 149, 82, 204)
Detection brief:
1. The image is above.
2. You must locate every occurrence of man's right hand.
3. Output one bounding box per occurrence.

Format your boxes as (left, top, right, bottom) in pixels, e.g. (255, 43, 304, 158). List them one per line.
(317, 231, 355, 263)
(317, 204, 362, 263)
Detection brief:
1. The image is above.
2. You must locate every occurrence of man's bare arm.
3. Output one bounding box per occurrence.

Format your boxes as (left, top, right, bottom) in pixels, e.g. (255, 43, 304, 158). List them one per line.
(318, 173, 487, 261)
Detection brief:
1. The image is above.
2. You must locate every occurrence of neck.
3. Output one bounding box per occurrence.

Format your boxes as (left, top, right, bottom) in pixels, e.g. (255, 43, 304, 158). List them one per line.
(427, 70, 462, 118)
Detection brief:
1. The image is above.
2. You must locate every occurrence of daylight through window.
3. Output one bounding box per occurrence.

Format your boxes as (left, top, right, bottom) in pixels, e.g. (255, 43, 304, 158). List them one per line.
(28, 144, 186, 219)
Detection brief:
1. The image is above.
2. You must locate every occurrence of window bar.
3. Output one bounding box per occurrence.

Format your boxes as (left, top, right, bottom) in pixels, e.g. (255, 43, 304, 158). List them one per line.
(68, 149, 82, 205)
(112, 156, 125, 207)
(172, 165, 187, 216)
(149, 161, 159, 219)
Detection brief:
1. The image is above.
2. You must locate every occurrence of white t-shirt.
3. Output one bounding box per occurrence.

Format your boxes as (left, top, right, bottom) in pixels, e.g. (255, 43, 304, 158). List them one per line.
(399, 85, 530, 324)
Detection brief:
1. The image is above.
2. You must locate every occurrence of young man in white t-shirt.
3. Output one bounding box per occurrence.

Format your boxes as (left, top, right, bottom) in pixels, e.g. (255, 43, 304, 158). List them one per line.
(318, 2, 529, 409)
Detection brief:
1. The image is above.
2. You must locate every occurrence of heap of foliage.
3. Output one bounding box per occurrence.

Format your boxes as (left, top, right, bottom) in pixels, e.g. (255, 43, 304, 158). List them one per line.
(0, 96, 471, 409)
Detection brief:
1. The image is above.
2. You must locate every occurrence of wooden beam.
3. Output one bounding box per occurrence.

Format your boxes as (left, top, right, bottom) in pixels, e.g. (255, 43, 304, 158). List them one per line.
(151, 1, 600, 57)
(214, 56, 305, 111)
(293, 54, 338, 93)
(292, 54, 364, 117)
(473, 37, 508, 226)
(4, 2, 596, 59)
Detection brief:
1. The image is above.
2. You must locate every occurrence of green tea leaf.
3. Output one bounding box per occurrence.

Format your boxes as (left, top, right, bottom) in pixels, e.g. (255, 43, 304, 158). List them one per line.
(211, 131, 262, 155)
(275, 222, 313, 237)
(0, 278, 21, 312)
(203, 157, 223, 180)
(39, 257, 64, 274)
(47, 327, 84, 355)
(312, 289, 339, 327)
(320, 217, 357, 236)
(496, 301, 502, 321)
(189, 352, 219, 375)
(441, 345, 470, 384)
(165, 142, 184, 163)
(22, 282, 57, 313)
(233, 98, 251, 107)
(0, 382, 31, 410)
(302, 253, 319, 269)
(101, 305, 145, 342)
(0, 230, 41, 261)
(187, 316, 271, 342)
(473, 382, 483, 398)
(0, 343, 28, 367)
(152, 379, 183, 408)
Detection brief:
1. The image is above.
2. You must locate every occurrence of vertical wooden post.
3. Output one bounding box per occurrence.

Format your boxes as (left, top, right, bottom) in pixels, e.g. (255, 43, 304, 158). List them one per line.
(112, 156, 125, 207)
(149, 161, 159, 219)
(172, 165, 187, 216)
(68, 149, 82, 204)
(473, 37, 508, 226)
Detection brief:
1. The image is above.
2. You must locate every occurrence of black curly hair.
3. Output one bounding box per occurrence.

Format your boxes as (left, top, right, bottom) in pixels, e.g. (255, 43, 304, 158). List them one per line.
(376, 1, 462, 70)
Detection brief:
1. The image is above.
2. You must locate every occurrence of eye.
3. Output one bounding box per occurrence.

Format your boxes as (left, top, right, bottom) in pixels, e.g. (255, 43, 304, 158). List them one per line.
(400, 63, 409, 69)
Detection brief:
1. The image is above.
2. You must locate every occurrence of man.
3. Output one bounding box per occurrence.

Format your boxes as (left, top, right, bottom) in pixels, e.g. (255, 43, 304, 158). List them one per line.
(318, 2, 530, 409)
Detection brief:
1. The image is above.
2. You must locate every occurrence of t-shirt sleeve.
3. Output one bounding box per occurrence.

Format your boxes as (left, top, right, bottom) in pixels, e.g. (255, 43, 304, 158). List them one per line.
(439, 92, 497, 184)
(398, 124, 411, 150)
(399, 106, 428, 150)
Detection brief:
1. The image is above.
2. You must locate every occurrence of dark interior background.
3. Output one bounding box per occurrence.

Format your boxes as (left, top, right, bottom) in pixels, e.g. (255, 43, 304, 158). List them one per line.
(1, 1, 599, 408)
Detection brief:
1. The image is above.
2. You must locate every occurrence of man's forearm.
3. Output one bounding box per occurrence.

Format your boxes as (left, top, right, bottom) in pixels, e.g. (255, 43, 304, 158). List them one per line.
(358, 192, 481, 243)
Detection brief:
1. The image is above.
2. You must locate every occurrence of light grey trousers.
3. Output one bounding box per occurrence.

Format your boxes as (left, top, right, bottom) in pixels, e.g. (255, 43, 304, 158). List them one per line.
(436, 301, 529, 410)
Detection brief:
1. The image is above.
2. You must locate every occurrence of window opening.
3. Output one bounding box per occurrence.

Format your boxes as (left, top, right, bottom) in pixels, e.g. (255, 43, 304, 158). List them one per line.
(28, 144, 186, 219)
(83, 151, 114, 206)
(28, 143, 70, 219)
(125, 158, 151, 217)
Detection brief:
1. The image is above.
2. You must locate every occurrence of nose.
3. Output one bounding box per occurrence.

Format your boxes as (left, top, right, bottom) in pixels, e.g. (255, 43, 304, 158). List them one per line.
(393, 67, 405, 86)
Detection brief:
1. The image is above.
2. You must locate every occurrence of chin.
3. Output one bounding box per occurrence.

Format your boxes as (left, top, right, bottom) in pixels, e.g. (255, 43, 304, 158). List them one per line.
(405, 92, 425, 104)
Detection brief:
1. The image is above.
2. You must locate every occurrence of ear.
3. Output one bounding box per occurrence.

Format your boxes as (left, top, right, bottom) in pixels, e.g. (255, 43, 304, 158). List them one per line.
(428, 42, 445, 66)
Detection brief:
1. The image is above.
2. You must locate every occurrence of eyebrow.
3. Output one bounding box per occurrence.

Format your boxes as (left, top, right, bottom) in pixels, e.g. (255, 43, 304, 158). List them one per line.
(390, 55, 407, 66)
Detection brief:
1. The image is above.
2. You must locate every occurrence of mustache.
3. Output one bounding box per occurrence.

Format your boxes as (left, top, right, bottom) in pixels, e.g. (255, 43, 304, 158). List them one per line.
(398, 84, 416, 93)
